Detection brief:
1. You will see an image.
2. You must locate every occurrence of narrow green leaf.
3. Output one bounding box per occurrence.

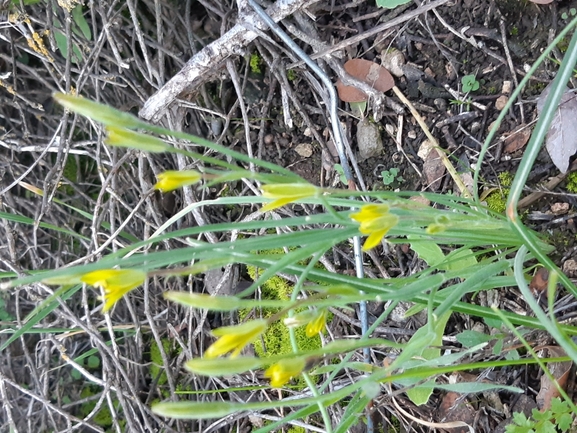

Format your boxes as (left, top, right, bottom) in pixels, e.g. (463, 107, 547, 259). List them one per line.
(72, 5, 91, 40)
(455, 330, 493, 348)
(376, 0, 412, 9)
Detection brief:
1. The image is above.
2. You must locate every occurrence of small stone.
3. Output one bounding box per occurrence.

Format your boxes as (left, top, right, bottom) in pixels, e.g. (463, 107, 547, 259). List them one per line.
(487, 120, 500, 134)
(403, 64, 424, 81)
(433, 98, 447, 111)
(381, 48, 406, 77)
(294, 143, 313, 157)
(407, 130, 417, 139)
(210, 118, 223, 136)
(445, 62, 456, 79)
(356, 119, 383, 161)
(563, 259, 577, 278)
(551, 202, 570, 215)
(264, 134, 274, 145)
(496, 95, 509, 111)
(502, 80, 512, 95)
(418, 139, 434, 160)
(303, 127, 313, 137)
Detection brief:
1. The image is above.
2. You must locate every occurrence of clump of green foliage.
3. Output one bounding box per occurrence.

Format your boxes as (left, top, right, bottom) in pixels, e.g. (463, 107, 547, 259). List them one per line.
(243, 251, 324, 388)
(506, 398, 573, 433)
(287, 69, 297, 81)
(79, 386, 125, 430)
(566, 171, 577, 193)
(381, 167, 404, 186)
(249, 52, 263, 74)
(461, 74, 480, 93)
(245, 266, 322, 356)
(485, 172, 513, 214)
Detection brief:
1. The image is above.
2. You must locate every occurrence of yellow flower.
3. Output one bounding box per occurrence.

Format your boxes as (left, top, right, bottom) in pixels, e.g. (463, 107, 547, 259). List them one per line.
(306, 308, 328, 337)
(351, 203, 399, 250)
(154, 170, 202, 192)
(205, 319, 268, 358)
(284, 308, 328, 337)
(260, 183, 319, 212)
(81, 269, 146, 313)
(264, 358, 306, 388)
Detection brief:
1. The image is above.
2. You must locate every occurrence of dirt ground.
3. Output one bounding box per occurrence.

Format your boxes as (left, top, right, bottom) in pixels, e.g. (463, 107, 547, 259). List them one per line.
(1, 0, 577, 432)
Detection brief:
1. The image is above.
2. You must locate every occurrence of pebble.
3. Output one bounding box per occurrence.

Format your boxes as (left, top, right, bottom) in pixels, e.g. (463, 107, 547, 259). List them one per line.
(380, 48, 406, 77)
(264, 134, 274, 145)
(294, 143, 313, 157)
(496, 95, 509, 111)
(356, 119, 383, 161)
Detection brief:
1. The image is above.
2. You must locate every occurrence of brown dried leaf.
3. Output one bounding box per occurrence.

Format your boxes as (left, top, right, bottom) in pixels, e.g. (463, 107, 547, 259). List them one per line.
(336, 81, 368, 103)
(337, 59, 395, 102)
(423, 149, 445, 191)
(536, 346, 572, 410)
(437, 392, 475, 433)
(504, 125, 531, 153)
(529, 267, 549, 294)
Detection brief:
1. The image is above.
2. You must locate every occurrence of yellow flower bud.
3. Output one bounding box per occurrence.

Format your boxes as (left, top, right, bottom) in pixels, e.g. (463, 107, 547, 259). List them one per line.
(260, 183, 319, 212)
(154, 170, 202, 192)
